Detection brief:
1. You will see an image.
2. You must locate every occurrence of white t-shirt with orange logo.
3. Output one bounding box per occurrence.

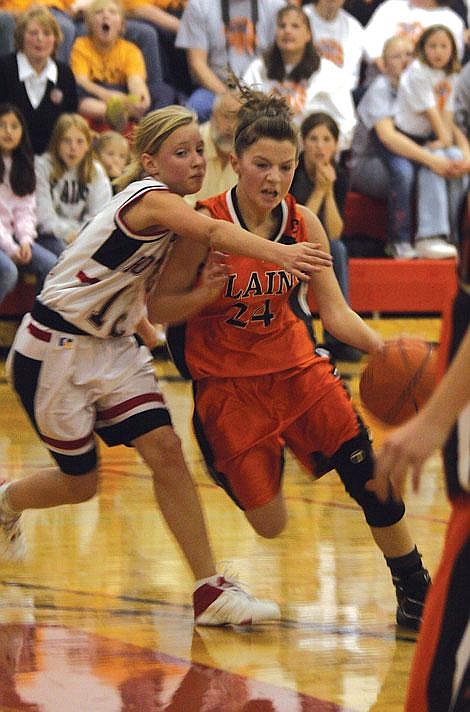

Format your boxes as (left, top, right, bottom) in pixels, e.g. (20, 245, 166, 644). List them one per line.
(394, 58, 457, 138)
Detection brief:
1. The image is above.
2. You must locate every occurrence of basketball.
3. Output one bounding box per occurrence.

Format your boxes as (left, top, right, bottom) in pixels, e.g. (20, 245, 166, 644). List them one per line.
(359, 337, 438, 426)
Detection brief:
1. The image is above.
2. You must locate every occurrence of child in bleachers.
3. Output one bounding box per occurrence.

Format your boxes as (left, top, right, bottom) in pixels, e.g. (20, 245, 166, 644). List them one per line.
(393, 24, 469, 258)
(0, 103, 57, 308)
(35, 113, 112, 251)
(94, 129, 130, 190)
(71, 0, 151, 131)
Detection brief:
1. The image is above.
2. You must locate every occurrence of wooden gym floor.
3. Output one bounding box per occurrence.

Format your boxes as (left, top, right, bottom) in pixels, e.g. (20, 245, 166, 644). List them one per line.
(0, 316, 448, 711)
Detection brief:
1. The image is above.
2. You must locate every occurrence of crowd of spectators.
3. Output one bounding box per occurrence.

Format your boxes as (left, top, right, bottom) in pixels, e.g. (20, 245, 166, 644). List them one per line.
(1, 0, 470, 344)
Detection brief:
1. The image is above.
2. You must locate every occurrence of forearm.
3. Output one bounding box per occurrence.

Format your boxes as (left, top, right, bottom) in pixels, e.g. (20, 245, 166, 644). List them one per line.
(76, 76, 115, 102)
(188, 54, 226, 94)
(377, 120, 437, 167)
(208, 220, 287, 264)
(322, 307, 383, 353)
(321, 191, 343, 240)
(305, 188, 325, 216)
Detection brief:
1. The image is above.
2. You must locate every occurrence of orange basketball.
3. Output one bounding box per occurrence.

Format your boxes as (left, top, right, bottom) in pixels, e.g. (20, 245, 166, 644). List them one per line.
(359, 337, 438, 426)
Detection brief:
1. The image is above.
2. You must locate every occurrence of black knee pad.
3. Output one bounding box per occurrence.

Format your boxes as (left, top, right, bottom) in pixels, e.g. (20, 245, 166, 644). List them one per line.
(332, 429, 405, 527)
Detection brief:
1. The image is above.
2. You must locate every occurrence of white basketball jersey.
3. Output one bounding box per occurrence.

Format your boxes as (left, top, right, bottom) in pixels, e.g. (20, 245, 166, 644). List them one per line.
(39, 178, 174, 338)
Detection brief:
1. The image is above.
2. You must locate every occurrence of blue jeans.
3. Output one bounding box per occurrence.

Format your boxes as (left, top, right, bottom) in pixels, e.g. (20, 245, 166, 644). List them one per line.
(187, 88, 215, 122)
(377, 143, 417, 245)
(416, 146, 469, 243)
(0, 243, 58, 307)
(323, 238, 350, 347)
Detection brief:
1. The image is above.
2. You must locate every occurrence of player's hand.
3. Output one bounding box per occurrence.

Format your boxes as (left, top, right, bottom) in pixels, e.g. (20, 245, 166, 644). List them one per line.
(366, 413, 440, 502)
(199, 250, 228, 301)
(281, 242, 332, 281)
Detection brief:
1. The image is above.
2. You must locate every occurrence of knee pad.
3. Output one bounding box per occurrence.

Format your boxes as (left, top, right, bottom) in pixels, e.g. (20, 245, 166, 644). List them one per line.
(332, 429, 405, 528)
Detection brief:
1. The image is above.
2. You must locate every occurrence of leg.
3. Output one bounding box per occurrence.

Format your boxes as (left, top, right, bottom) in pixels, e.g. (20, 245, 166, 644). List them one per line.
(0, 251, 18, 305)
(244, 489, 288, 539)
(27, 242, 59, 293)
(35, 233, 65, 258)
(415, 148, 450, 239)
(378, 145, 417, 255)
(133, 425, 216, 581)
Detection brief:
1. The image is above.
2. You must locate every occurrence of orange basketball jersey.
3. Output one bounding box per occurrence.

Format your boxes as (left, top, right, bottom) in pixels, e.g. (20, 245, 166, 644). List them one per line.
(167, 188, 321, 380)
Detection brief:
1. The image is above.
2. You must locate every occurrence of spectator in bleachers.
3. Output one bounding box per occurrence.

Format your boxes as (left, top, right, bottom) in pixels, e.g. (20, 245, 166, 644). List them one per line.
(302, 0, 365, 94)
(455, 58, 470, 137)
(290, 111, 362, 361)
(363, 0, 466, 77)
(35, 113, 112, 251)
(175, 0, 286, 122)
(349, 34, 464, 258)
(71, 0, 151, 131)
(123, 0, 192, 98)
(0, 103, 58, 309)
(0, 5, 78, 155)
(185, 90, 240, 207)
(242, 4, 356, 152)
(391, 24, 469, 258)
(94, 129, 130, 190)
(0, 1, 76, 64)
(72, 0, 177, 107)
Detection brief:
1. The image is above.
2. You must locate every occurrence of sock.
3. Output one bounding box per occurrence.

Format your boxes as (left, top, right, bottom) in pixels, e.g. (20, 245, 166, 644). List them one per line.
(385, 546, 424, 583)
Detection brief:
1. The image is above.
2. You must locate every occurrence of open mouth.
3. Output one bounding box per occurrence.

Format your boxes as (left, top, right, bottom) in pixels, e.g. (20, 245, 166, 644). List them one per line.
(102, 22, 110, 33)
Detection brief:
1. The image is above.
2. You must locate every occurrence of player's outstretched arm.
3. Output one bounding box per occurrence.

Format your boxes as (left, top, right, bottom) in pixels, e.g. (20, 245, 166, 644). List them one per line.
(122, 191, 333, 282)
(368, 326, 470, 503)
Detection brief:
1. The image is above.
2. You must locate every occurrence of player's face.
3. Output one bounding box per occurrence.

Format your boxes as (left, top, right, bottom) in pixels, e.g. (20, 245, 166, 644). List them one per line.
(146, 122, 206, 196)
(0, 112, 23, 155)
(58, 126, 90, 169)
(424, 30, 453, 70)
(303, 123, 337, 165)
(232, 138, 297, 211)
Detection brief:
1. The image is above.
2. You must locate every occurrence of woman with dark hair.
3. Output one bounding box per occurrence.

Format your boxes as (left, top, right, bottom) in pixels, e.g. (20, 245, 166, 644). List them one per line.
(0, 102, 58, 309)
(242, 4, 356, 151)
(0, 5, 78, 155)
(291, 110, 361, 361)
(150, 87, 431, 632)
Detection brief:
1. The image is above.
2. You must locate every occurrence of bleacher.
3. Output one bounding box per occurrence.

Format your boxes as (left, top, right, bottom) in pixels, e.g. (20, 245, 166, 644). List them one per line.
(0, 191, 458, 349)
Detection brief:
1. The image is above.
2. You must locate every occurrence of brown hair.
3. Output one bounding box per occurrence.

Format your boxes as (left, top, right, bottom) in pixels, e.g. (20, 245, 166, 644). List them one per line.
(48, 113, 96, 186)
(14, 5, 63, 55)
(414, 24, 460, 75)
(233, 84, 299, 158)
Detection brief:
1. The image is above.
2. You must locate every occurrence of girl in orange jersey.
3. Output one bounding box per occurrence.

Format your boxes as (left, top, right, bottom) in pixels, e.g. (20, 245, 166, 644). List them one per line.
(149, 88, 431, 631)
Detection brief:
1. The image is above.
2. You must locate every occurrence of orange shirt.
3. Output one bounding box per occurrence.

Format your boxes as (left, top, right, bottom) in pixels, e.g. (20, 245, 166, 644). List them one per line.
(175, 189, 319, 380)
(71, 35, 146, 85)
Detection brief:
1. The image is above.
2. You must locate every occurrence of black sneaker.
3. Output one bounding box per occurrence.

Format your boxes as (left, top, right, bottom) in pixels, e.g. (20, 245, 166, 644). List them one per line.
(394, 569, 431, 631)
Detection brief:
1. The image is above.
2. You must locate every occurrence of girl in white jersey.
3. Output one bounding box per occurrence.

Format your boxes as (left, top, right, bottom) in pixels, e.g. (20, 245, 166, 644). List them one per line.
(0, 105, 331, 627)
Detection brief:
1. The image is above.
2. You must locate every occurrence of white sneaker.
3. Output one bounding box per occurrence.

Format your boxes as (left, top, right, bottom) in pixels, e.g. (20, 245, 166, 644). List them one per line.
(193, 575, 281, 626)
(387, 242, 417, 260)
(0, 482, 26, 561)
(415, 238, 458, 259)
